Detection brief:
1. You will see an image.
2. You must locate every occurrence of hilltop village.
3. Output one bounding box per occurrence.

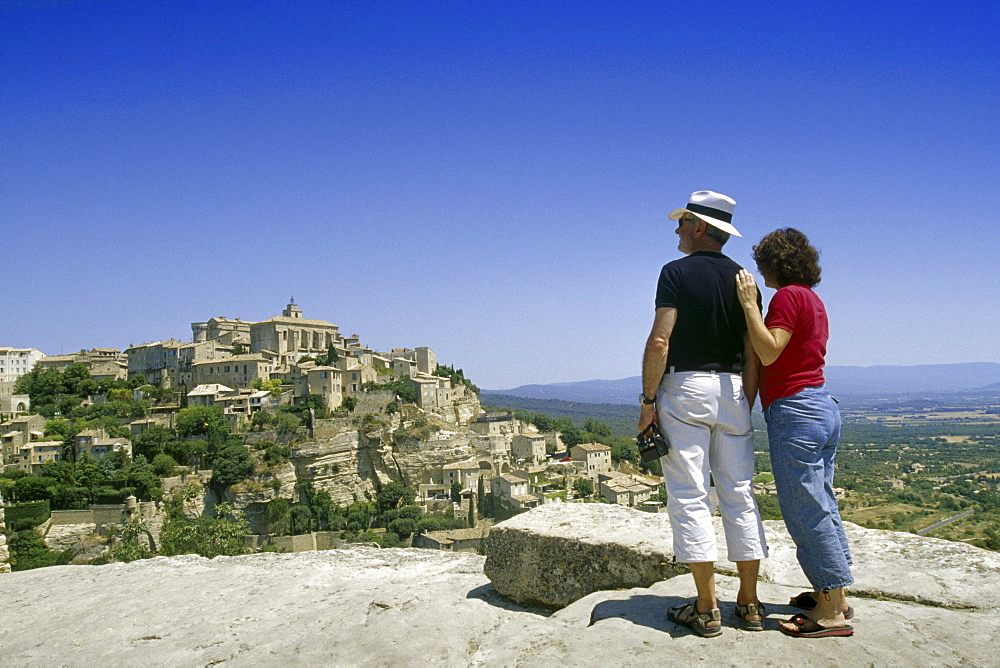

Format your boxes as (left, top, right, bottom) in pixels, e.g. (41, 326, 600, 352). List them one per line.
(0, 302, 663, 570)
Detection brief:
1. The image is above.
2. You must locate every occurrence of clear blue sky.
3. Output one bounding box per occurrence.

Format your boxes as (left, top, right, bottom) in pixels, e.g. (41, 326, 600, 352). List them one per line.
(4, 1, 999, 389)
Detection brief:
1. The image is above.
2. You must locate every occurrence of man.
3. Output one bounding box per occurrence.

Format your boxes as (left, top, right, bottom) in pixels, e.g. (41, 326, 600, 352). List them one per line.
(638, 190, 767, 637)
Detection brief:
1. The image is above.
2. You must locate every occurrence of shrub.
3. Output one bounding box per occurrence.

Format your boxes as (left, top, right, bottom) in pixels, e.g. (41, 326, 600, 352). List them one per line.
(151, 453, 179, 477)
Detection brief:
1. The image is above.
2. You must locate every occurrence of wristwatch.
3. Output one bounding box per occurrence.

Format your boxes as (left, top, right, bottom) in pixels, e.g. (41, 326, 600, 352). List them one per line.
(640, 394, 656, 405)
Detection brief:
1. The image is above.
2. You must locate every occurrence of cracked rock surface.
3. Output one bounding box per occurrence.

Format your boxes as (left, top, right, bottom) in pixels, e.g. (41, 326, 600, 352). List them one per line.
(3, 504, 999, 665)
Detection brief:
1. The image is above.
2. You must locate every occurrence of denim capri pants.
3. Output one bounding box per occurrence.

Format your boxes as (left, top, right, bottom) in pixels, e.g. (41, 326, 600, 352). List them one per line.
(764, 384, 854, 591)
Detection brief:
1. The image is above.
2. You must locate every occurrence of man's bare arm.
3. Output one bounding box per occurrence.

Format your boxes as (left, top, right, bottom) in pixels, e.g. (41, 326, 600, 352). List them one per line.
(638, 307, 677, 430)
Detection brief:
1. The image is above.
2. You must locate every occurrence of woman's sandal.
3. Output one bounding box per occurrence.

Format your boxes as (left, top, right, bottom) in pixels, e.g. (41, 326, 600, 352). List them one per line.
(735, 602, 766, 631)
(779, 613, 854, 638)
(668, 600, 723, 638)
(788, 591, 855, 619)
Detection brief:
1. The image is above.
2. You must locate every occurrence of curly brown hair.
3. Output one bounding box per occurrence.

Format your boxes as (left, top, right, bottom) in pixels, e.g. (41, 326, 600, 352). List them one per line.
(752, 228, 822, 287)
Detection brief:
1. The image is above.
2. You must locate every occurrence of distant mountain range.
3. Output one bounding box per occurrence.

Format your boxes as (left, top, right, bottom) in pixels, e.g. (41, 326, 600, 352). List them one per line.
(481, 363, 1000, 405)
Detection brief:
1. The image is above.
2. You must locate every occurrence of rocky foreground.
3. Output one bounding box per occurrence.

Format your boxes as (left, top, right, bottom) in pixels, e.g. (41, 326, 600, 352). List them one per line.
(3, 504, 1000, 666)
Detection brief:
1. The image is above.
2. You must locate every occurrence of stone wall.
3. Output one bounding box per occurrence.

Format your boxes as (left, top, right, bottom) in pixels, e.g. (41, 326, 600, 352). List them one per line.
(50, 509, 96, 525)
(353, 391, 396, 416)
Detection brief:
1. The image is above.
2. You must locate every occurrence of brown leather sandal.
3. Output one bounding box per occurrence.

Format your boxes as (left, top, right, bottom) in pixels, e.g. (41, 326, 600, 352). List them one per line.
(668, 601, 723, 638)
(735, 602, 766, 631)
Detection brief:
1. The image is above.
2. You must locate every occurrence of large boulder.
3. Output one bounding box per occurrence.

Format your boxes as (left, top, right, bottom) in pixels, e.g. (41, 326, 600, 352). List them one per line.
(484, 503, 683, 608)
(485, 503, 1000, 611)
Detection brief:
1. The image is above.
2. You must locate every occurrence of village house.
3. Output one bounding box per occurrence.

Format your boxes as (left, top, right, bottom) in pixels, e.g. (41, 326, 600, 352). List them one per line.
(175, 341, 234, 390)
(36, 348, 128, 381)
(75, 428, 132, 461)
(1, 414, 46, 466)
(512, 433, 547, 466)
(492, 472, 542, 510)
(191, 316, 255, 346)
(340, 362, 377, 395)
(191, 354, 273, 389)
(128, 414, 174, 437)
(411, 527, 490, 552)
(0, 386, 30, 416)
(0, 347, 46, 383)
(125, 339, 186, 387)
(571, 442, 613, 477)
(468, 412, 521, 437)
(12, 440, 65, 474)
(298, 365, 343, 413)
(442, 460, 482, 491)
(250, 301, 342, 368)
(598, 471, 657, 507)
(391, 355, 419, 379)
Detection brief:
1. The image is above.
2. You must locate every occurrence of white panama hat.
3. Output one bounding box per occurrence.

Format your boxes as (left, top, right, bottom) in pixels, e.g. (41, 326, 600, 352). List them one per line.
(668, 190, 741, 237)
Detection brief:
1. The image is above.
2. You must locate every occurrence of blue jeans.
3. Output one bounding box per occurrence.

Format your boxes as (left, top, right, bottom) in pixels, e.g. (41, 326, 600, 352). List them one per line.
(764, 384, 853, 591)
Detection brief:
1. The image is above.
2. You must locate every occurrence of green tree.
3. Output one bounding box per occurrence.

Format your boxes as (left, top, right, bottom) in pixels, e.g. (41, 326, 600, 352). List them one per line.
(289, 505, 314, 535)
(211, 444, 255, 489)
(450, 481, 463, 504)
(159, 501, 249, 558)
(111, 513, 153, 562)
(176, 406, 228, 439)
(151, 453, 179, 477)
(9, 529, 73, 571)
(573, 478, 594, 498)
(387, 517, 417, 539)
(132, 425, 179, 460)
(340, 396, 358, 412)
(477, 476, 486, 518)
(264, 497, 292, 535)
(377, 482, 415, 512)
(273, 412, 301, 434)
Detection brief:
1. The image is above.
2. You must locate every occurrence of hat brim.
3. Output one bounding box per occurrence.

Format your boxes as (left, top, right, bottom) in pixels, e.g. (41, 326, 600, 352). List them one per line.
(668, 208, 742, 237)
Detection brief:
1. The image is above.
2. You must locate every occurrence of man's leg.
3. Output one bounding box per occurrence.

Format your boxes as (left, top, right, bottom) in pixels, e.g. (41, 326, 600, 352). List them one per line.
(674, 561, 721, 630)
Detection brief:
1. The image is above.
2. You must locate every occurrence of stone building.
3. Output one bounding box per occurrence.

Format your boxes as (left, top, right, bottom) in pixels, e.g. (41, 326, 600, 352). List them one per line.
(299, 366, 344, 413)
(191, 316, 255, 346)
(74, 428, 132, 461)
(250, 301, 342, 368)
(598, 472, 657, 507)
(191, 354, 273, 389)
(1, 415, 47, 467)
(125, 339, 185, 387)
(36, 348, 127, 381)
(0, 347, 45, 383)
(512, 434, 547, 466)
(415, 347, 437, 375)
(571, 442, 613, 477)
(442, 460, 482, 491)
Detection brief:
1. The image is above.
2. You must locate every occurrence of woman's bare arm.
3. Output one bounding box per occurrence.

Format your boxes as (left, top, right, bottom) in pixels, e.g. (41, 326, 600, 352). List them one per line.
(735, 270, 792, 366)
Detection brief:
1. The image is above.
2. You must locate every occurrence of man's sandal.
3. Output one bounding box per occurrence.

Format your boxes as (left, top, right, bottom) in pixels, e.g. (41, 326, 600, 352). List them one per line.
(788, 591, 855, 619)
(668, 600, 723, 638)
(735, 602, 766, 631)
(779, 613, 854, 638)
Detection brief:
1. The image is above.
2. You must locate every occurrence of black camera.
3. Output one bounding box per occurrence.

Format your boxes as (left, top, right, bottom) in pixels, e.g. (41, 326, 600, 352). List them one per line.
(636, 422, 670, 463)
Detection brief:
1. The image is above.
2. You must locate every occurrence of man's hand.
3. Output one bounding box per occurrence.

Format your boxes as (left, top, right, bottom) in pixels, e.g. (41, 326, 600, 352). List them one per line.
(638, 402, 657, 431)
(735, 270, 759, 313)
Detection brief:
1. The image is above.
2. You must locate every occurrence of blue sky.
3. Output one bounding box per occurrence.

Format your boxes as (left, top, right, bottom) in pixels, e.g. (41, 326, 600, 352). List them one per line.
(3, 1, 999, 389)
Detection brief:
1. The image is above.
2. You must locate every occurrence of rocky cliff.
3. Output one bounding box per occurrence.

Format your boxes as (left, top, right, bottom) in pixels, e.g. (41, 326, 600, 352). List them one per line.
(3, 504, 998, 665)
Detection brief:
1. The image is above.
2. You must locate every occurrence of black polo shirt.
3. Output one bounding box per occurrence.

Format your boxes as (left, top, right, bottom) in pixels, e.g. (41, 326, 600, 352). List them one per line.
(655, 251, 759, 372)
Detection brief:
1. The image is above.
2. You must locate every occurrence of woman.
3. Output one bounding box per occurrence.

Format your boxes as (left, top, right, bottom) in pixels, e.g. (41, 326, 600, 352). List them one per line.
(735, 228, 854, 638)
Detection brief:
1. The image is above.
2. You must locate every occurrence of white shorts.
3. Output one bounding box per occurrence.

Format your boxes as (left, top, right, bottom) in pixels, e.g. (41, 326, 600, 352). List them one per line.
(657, 371, 768, 563)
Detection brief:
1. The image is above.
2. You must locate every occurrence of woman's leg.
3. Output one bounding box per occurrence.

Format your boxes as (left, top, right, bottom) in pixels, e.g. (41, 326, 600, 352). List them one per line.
(765, 387, 853, 594)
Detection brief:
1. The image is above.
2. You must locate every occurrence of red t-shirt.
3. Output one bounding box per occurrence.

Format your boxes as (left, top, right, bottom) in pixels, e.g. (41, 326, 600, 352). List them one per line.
(760, 284, 828, 408)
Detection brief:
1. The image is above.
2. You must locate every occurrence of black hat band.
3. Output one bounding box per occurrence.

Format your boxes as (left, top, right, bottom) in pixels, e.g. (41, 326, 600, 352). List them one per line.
(687, 202, 732, 224)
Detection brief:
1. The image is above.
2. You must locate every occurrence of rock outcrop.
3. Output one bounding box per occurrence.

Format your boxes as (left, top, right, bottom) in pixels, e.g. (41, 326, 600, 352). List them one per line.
(3, 505, 1000, 665)
(485, 503, 1000, 611)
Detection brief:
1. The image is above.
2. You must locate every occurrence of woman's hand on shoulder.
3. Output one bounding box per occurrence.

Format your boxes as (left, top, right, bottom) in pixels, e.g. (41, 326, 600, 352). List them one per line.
(736, 270, 760, 312)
